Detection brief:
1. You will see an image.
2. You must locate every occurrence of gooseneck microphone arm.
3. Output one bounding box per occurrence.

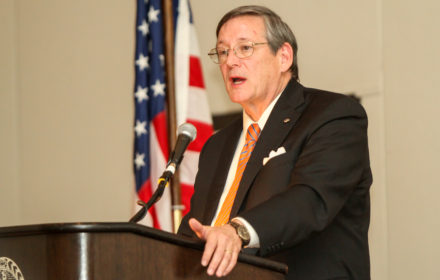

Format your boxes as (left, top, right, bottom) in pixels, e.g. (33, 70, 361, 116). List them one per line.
(129, 123, 197, 224)
(128, 172, 171, 223)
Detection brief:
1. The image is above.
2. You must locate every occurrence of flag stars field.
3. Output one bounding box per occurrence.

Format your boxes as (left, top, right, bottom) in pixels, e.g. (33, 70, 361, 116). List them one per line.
(135, 86, 148, 103)
(134, 153, 146, 170)
(138, 19, 149, 36)
(136, 54, 149, 71)
(148, 6, 160, 22)
(134, 120, 148, 137)
(151, 79, 165, 96)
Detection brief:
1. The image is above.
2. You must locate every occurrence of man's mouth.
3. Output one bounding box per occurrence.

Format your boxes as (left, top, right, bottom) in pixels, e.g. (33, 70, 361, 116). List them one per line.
(231, 76, 246, 85)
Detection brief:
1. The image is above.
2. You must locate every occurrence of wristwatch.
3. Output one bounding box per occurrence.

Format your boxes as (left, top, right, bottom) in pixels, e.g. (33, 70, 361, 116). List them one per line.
(228, 220, 250, 247)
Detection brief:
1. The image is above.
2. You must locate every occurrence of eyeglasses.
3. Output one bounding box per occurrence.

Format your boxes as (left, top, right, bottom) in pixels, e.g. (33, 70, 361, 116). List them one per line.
(208, 41, 268, 64)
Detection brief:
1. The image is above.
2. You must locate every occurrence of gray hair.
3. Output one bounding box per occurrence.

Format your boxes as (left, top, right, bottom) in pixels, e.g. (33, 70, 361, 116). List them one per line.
(216, 5, 299, 80)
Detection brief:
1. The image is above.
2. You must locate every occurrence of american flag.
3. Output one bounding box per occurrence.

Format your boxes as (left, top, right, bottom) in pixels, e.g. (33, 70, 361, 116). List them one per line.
(133, 0, 213, 231)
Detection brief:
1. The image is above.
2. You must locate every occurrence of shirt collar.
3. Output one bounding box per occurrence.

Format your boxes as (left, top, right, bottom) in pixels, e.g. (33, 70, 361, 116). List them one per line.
(242, 90, 284, 132)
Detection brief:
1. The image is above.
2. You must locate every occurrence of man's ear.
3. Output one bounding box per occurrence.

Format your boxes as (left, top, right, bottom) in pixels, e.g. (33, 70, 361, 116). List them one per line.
(278, 42, 294, 73)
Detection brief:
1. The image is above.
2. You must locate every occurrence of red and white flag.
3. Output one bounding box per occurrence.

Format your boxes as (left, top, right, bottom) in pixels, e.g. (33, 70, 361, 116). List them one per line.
(174, 0, 213, 218)
(133, 0, 212, 231)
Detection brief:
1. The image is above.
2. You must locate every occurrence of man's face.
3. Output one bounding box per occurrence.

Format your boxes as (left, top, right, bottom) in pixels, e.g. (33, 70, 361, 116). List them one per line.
(217, 16, 285, 111)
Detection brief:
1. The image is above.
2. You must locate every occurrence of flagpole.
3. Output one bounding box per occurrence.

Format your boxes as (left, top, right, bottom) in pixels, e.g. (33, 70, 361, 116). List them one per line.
(162, 0, 182, 233)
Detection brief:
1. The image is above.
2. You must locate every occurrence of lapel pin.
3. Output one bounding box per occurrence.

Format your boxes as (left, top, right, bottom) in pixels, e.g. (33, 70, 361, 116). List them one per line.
(283, 118, 291, 123)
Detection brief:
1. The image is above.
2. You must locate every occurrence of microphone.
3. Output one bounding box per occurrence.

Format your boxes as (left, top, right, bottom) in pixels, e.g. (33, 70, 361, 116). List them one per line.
(162, 123, 197, 180)
(129, 123, 197, 224)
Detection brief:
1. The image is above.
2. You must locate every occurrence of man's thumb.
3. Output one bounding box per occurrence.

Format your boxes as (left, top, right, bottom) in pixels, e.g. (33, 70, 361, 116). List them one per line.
(189, 218, 205, 239)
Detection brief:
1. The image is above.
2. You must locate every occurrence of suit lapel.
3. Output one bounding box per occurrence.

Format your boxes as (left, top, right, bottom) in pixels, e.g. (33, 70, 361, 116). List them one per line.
(230, 80, 306, 218)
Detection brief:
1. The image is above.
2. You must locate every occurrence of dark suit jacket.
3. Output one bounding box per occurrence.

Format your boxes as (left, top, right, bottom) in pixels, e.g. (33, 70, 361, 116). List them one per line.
(178, 79, 372, 280)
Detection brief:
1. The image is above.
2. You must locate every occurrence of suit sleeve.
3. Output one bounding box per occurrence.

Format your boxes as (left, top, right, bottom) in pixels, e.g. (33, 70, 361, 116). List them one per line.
(239, 97, 371, 256)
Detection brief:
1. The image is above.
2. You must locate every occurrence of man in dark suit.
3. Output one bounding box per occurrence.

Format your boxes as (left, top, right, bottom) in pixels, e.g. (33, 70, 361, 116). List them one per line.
(178, 5, 372, 280)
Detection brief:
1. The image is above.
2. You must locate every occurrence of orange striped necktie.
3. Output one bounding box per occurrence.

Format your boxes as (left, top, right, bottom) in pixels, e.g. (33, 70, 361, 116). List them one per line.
(214, 123, 261, 226)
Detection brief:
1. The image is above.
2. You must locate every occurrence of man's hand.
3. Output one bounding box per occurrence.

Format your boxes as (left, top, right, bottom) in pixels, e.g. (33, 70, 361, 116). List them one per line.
(189, 218, 242, 277)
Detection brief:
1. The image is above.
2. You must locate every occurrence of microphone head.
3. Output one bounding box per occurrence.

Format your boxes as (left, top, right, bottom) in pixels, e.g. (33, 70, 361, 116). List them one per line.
(177, 123, 197, 141)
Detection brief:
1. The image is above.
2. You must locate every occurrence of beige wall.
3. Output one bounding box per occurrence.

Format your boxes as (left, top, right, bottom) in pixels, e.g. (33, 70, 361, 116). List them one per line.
(383, 0, 440, 279)
(1, 0, 136, 224)
(0, 0, 20, 225)
(0, 0, 439, 279)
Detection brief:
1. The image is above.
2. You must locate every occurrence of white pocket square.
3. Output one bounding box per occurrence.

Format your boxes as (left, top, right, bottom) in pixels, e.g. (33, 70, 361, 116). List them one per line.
(263, 147, 286, 166)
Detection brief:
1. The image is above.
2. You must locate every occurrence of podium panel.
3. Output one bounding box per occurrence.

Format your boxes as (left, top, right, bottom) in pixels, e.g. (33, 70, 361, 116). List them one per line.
(0, 223, 287, 280)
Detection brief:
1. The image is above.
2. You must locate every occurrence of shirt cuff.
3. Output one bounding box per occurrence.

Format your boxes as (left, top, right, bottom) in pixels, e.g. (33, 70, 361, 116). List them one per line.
(232, 217, 260, 248)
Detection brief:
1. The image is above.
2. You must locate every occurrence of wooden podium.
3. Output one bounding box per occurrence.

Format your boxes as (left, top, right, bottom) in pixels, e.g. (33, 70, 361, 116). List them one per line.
(0, 223, 287, 279)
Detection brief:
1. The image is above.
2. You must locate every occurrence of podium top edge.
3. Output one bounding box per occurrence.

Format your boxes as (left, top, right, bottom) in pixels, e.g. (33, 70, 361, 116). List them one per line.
(0, 222, 288, 275)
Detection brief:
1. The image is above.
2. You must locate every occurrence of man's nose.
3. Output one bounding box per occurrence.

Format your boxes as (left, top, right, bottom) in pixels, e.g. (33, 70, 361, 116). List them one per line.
(225, 49, 240, 67)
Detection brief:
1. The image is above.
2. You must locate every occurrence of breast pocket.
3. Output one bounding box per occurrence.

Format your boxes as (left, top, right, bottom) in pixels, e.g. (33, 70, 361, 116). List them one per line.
(245, 153, 295, 208)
